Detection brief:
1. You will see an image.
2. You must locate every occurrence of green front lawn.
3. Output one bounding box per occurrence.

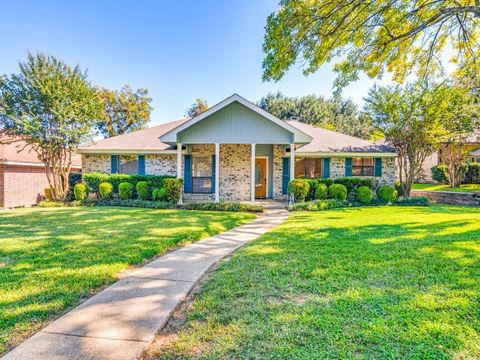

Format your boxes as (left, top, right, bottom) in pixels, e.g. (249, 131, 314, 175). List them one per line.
(152, 205, 480, 359)
(413, 183, 480, 193)
(0, 207, 254, 355)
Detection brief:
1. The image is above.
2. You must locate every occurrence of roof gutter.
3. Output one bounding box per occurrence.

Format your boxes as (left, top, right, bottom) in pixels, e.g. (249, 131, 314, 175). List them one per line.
(293, 152, 398, 157)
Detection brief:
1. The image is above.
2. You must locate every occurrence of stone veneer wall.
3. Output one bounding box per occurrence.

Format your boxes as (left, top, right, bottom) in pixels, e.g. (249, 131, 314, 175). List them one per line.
(327, 156, 395, 185)
(82, 154, 111, 173)
(219, 144, 251, 201)
(145, 154, 177, 176)
(272, 145, 285, 199)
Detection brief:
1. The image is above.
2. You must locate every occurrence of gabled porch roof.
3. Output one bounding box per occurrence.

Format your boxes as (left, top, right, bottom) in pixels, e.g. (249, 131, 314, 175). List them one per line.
(160, 94, 313, 145)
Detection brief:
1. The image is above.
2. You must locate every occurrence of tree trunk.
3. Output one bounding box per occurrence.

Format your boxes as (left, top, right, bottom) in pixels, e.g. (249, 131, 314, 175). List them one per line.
(39, 147, 72, 201)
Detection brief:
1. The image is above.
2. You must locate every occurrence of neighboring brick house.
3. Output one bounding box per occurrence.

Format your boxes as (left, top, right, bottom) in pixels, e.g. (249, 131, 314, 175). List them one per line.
(78, 94, 397, 202)
(0, 138, 82, 208)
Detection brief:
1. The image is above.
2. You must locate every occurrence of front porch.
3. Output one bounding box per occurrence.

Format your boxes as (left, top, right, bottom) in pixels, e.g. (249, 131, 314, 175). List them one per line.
(177, 143, 295, 203)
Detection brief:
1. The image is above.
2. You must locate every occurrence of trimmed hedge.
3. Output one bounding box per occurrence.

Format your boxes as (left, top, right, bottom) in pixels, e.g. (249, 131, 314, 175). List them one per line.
(288, 179, 310, 202)
(73, 183, 88, 200)
(163, 178, 183, 203)
(136, 181, 150, 200)
(82, 173, 174, 193)
(119, 182, 134, 200)
(152, 188, 167, 201)
(328, 184, 347, 200)
(99, 182, 113, 200)
(82, 199, 175, 209)
(465, 163, 480, 184)
(315, 183, 328, 200)
(393, 197, 430, 206)
(431, 164, 448, 184)
(356, 186, 372, 204)
(333, 177, 374, 193)
(377, 185, 397, 203)
(184, 202, 263, 213)
(291, 199, 349, 211)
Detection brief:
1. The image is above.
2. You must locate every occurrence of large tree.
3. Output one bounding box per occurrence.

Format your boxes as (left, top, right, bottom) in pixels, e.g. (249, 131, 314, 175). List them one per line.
(186, 98, 208, 118)
(97, 85, 152, 138)
(437, 79, 480, 187)
(0, 52, 102, 200)
(364, 83, 447, 197)
(263, 1, 480, 89)
(258, 92, 373, 139)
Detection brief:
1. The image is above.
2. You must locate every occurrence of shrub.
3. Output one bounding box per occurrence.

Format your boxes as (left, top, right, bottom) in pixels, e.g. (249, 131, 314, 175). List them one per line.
(44, 188, 53, 200)
(163, 178, 183, 203)
(291, 199, 349, 211)
(377, 185, 397, 203)
(152, 187, 167, 201)
(431, 164, 448, 184)
(394, 181, 405, 197)
(118, 182, 134, 199)
(83, 199, 175, 209)
(99, 182, 113, 199)
(73, 183, 88, 200)
(184, 202, 263, 212)
(136, 181, 150, 200)
(393, 197, 430, 206)
(82, 173, 174, 193)
(356, 186, 372, 204)
(314, 183, 328, 200)
(67, 172, 83, 201)
(317, 178, 334, 187)
(305, 179, 319, 201)
(288, 179, 310, 202)
(465, 163, 480, 184)
(334, 177, 374, 193)
(328, 184, 347, 200)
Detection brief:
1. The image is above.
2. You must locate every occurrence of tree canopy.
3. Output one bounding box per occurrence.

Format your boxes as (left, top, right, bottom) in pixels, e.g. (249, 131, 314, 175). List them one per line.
(263, 0, 480, 89)
(0, 52, 102, 200)
(187, 98, 209, 118)
(97, 85, 152, 138)
(258, 92, 374, 139)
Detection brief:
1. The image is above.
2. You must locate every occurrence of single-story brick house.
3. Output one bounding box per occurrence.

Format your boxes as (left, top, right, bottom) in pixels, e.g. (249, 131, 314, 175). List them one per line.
(0, 138, 82, 208)
(78, 94, 396, 202)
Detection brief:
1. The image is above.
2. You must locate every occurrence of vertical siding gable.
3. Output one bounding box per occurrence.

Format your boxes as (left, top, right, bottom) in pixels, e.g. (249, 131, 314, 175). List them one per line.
(178, 102, 294, 144)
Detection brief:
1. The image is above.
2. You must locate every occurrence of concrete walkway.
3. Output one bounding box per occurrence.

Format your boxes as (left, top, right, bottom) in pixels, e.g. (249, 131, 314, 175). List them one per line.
(3, 204, 288, 360)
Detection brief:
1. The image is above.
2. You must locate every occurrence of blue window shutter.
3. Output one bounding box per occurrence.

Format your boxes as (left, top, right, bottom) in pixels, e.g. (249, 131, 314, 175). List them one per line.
(211, 155, 215, 194)
(138, 155, 145, 175)
(323, 158, 331, 178)
(111, 155, 118, 174)
(375, 158, 382, 177)
(184, 155, 192, 193)
(345, 158, 352, 176)
(282, 157, 290, 195)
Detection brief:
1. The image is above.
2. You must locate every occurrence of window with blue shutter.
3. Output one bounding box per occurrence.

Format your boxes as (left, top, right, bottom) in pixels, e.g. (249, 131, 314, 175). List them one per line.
(374, 158, 382, 177)
(323, 158, 330, 178)
(184, 155, 192, 193)
(345, 158, 352, 176)
(211, 155, 216, 194)
(282, 157, 290, 195)
(111, 155, 119, 174)
(138, 155, 145, 175)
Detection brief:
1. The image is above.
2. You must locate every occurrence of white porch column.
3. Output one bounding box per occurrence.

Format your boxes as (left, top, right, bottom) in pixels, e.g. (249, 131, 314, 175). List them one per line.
(215, 143, 220, 203)
(290, 143, 295, 182)
(250, 143, 256, 202)
(177, 143, 183, 205)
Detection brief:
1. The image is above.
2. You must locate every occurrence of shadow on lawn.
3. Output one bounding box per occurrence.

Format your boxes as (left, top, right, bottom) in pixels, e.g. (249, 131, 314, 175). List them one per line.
(0, 207, 251, 354)
(163, 206, 480, 358)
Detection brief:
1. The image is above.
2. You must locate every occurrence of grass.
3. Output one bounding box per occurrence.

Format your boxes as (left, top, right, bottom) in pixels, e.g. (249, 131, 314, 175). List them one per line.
(413, 183, 480, 193)
(151, 205, 480, 359)
(0, 206, 254, 355)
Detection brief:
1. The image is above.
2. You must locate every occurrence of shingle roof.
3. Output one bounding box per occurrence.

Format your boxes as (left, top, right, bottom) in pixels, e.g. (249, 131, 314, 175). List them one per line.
(78, 118, 396, 155)
(0, 136, 82, 166)
(287, 121, 395, 153)
(78, 118, 188, 152)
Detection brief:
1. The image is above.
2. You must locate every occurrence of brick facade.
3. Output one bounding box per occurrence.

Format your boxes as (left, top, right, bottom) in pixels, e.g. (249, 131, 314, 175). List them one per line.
(0, 165, 50, 208)
(79, 151, 396, 202)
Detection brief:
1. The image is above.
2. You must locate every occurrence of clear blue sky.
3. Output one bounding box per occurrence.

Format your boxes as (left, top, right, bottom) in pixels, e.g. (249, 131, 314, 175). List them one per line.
(0, 0, 390, 125)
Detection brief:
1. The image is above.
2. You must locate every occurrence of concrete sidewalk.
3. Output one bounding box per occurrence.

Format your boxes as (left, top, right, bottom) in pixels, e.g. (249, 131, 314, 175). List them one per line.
(2, 206, 288, 360)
